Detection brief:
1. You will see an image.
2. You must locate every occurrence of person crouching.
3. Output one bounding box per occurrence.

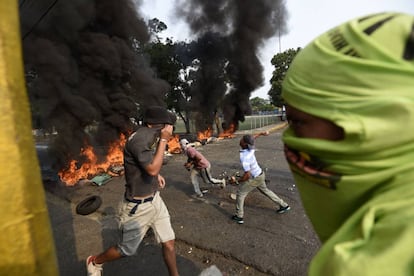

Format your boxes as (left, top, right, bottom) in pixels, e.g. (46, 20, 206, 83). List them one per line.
(180, 139, 226, 197)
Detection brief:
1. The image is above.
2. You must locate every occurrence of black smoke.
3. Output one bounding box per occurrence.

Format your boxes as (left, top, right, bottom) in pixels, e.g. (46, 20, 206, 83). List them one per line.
(20, 0, 169, 170)
(19, 0, 287, 173)
(175, 0, 287, 129)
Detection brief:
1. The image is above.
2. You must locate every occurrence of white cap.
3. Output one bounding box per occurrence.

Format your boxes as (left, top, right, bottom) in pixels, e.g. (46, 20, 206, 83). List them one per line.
(180, 138, 190, 149)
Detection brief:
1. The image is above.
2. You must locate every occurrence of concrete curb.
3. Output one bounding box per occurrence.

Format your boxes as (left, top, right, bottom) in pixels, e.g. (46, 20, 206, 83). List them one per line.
(267, 122, 288, 133)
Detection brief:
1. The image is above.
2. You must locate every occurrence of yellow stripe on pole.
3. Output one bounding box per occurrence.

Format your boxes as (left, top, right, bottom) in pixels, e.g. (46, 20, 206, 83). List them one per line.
(0, 2, 58, 275)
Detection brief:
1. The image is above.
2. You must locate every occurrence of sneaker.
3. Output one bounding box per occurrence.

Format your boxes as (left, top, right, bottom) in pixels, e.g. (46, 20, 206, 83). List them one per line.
(86, 255, 103, 276)
(277, 205, 291, 214)
(196, 193, 204, 198)
(232, 215, 244, 224)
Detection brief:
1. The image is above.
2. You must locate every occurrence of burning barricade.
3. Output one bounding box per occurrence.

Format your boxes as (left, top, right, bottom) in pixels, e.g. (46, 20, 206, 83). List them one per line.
(58, 134, 127, 186)
(56, 124, 237, 186)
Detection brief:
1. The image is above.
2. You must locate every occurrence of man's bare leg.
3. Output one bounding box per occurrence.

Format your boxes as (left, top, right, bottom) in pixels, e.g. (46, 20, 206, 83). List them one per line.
(162, 239, 179, 276)
(94, 246, 123, 264)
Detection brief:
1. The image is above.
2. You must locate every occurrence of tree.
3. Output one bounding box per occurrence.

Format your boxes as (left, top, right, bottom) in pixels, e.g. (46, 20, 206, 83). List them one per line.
(144, 26, 195, 133)
(148, 18, 167, 40)
(250, 97, 275, 113)
(145, 21, 230, 133)
(268, 47, 301, 107)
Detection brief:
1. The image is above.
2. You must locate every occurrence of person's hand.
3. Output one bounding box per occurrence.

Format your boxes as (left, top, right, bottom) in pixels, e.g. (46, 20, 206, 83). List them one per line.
(258, 131, 269, 136)
(160, 124, 173, 140)
(229, 176, 239, 185)
(253, 131, 270, 139)
(184, 163, 192, 171)
(158, 174, 166, 189)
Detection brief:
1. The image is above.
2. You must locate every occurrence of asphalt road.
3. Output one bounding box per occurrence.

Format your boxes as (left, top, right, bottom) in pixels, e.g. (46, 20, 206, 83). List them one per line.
(44, 123, 320, 276)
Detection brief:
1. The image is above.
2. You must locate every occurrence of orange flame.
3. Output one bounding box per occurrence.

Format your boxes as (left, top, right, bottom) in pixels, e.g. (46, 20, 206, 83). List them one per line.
(218, 123, 236, 138)
(58, 134, 126, 185)
(168, 134, 181, 154)
(197, 127, 213, 140)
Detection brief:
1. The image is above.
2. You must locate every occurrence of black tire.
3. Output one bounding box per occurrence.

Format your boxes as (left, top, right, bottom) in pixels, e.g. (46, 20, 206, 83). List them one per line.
(76, 195, 102, 215)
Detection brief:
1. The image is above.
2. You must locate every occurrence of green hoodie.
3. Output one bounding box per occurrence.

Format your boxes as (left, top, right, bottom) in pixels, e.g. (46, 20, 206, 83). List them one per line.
(282, 12, 414, 275)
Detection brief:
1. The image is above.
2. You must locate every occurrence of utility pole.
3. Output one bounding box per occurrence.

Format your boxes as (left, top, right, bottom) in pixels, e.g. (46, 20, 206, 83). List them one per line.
(278, 28, 281, 53)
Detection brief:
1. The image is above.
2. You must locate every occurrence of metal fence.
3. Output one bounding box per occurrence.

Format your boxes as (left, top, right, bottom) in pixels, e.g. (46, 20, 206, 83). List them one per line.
(238, 114, 285, 131)
(174, 113, 286, 133)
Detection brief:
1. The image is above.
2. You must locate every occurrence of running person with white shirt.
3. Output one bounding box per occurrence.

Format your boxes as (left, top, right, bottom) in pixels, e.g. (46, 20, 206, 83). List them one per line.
(231, 133, 290, 224)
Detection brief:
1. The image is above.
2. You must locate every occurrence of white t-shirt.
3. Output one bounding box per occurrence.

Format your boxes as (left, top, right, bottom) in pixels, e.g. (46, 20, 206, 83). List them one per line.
(239, 149, 262, 178)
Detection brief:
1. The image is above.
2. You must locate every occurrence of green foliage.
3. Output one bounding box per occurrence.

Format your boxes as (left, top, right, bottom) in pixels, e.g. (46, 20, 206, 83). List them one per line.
(269, 47, 301, 107)
(145, 17, 287, 132)
(143, 35, 194, 133)
(250, 97, 275, 112)
(144, 23, 229, 133)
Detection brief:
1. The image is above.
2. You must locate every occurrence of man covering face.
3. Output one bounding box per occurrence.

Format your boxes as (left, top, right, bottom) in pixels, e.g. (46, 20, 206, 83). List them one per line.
(282, 12, 414, 276)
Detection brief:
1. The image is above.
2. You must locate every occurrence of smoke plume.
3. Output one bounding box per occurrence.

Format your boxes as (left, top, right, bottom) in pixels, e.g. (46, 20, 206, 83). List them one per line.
(175, 0, 287, 129)
(20, 0, 169, 169)
(19, 0, 287, 173)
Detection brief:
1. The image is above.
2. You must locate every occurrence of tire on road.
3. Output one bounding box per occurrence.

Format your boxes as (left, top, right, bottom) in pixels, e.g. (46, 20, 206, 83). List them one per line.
(76, 195, 102, 215)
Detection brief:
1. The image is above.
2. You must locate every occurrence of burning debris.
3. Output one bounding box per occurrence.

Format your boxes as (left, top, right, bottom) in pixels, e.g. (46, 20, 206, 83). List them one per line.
(21, 0, 287, 185)
(218, 124, 236, 139)
(167, 135, 182, 154)
(108, 164, 125, 176)
(58, 134, 126, 185)
(21, 0, 168, 185)
(55, 125, 234, 185)
(166, 124, 237, 156)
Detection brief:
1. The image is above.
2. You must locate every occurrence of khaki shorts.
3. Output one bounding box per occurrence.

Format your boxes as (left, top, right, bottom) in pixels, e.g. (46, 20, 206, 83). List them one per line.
(117, 192, 175, 256)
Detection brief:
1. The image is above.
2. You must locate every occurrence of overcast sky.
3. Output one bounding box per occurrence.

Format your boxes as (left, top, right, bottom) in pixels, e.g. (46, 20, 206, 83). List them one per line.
(139, 0, 414, 99)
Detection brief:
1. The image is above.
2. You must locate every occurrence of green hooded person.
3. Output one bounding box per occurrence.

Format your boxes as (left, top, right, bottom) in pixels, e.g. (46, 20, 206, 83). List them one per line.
(282, 12, 414, 275)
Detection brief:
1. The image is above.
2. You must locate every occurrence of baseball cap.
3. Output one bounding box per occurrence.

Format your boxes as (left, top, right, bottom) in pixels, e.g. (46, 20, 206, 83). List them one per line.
(143, 106, 177, 125)
(242, 135, 255, 149)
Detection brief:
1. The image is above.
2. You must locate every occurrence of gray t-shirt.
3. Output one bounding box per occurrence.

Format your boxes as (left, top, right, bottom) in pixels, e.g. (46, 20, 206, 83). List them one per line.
(123, 126, 160, 199)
